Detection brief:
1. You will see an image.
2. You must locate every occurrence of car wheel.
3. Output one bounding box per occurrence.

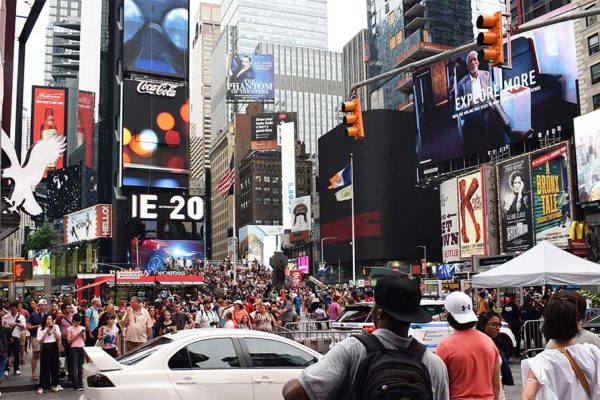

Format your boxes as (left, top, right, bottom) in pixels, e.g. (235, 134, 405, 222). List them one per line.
(497, 333, 512, 362)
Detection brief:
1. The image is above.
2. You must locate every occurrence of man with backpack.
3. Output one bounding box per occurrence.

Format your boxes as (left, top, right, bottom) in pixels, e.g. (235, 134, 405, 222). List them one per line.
(282, 275, 449, 400)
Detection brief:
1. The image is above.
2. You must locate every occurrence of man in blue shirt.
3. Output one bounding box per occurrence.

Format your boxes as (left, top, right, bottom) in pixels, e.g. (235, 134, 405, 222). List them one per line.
(85, 298, 100, 346)
(26, 300, 47, 381)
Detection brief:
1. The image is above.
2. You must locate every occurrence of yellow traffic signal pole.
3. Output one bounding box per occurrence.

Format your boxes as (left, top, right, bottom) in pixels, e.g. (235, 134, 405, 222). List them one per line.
(351, 7, 600, 92)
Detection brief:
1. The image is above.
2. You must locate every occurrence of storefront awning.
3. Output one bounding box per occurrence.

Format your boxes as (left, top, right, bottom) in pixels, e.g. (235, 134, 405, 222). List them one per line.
(75, 276, 113, 292)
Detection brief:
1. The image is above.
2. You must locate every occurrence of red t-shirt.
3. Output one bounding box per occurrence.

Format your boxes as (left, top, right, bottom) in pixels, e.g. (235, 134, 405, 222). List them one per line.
(436, 328, 499, 400)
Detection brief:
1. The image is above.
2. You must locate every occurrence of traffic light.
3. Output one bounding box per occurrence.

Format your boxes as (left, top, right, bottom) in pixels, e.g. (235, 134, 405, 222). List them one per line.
(341, 96, 365, 139)
(476, 11, 504, 67)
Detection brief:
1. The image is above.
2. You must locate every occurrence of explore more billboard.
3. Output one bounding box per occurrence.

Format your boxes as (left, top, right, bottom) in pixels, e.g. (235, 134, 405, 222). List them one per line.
(413, 13, 577, 165)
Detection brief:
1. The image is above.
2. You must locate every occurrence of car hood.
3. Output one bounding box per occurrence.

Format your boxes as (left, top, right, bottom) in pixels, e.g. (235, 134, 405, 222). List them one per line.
(84, 347, 123, 371)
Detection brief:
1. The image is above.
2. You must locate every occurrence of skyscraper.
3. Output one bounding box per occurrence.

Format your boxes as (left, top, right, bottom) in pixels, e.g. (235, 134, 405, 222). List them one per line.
(367, 0, 473, 110)
(220, 0, 328, 53)
(190, 2, 220, 195)
(342, 29, 370, 111)
(44, 0, 81, 85)
(212, 0, 330, 139)
(257, 42, 344, 156)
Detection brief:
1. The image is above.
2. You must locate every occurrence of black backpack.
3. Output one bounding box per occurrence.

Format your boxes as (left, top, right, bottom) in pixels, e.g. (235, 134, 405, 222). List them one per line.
(351, 333, 433, 400)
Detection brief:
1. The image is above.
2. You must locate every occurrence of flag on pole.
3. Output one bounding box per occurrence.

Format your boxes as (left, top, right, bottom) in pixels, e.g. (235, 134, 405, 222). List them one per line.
(335, 185, 353, 201)
(218, 153, 235, 196)
(328, 163, 351, 189)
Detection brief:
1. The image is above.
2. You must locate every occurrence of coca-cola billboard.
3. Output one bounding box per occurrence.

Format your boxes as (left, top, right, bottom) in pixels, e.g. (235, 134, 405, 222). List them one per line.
(121, 78, 189, 188)
(31, 86, 68, 177)
(136, 80, 180, 97)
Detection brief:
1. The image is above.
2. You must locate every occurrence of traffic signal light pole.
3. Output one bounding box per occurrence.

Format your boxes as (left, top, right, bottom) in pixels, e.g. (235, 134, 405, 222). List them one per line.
(351, 7, 600, 92)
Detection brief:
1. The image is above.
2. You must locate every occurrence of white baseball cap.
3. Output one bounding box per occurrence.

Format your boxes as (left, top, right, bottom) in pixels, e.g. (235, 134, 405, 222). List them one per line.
(444, 291, 478, 324)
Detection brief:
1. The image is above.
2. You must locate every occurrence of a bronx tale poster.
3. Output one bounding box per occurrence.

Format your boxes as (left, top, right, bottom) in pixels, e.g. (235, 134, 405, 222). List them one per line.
(531, 144, 572, 248)
(440, 178, 460, 262)
(497, 154, 534, 252)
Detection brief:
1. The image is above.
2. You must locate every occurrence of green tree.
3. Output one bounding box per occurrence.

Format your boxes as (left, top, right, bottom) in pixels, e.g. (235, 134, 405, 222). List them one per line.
(24, 226, 59, 252)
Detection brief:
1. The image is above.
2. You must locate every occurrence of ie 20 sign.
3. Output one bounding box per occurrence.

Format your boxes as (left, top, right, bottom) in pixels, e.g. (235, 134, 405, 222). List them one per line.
(130, 194, 204, 221)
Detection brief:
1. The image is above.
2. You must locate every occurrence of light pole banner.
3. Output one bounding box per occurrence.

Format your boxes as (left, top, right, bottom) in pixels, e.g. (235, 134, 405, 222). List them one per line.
(281, 122, 296, 229)
(292, 196, 311, 233)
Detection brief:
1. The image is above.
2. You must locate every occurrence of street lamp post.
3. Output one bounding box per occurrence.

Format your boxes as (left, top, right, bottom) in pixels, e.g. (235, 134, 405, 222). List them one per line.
(319, 237, 338, 278)
(97, 263, 126, 304)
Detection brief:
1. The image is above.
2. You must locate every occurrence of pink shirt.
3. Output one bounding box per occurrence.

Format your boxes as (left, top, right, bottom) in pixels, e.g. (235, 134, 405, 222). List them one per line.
(329, 302, 341, 321)
(67, 325, 86, 348)
(435, 328, 498, 400)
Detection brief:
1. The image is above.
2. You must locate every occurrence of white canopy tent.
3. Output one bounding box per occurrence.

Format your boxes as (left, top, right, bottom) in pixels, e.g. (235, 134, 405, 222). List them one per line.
(472, 241, 600, 287)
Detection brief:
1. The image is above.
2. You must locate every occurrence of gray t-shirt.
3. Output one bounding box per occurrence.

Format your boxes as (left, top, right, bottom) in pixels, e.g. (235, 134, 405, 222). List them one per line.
(298, 328, 449, 400)
(546, 328, 600, 350)
(281, 300, 294, 323)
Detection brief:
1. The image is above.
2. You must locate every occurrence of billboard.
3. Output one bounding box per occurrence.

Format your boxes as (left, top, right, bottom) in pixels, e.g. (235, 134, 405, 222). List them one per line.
(440, 178, 460, 262)
(28, 249, 51, 276)
(413, 17, 578, 164)
(574, 110, 600, 203)
(47, 165, 81, 218)
(497, 155, 534, 253)
(123, 0, 189, 78)
(121, 78, 190, 188)
(77, 91, 95, 168)
(281, 122, 296, 229)
(64, 204, 112, 244)
(226, 53, 274, 103)
(131, 239, 204, 274)
(239, 225, 284, 264)
(292, 196, 311, 233)
(458, 169, 486, 258)
(31, 86, 68, 176)
(531, 144, 572, 247)
(251, 112, 296, 150)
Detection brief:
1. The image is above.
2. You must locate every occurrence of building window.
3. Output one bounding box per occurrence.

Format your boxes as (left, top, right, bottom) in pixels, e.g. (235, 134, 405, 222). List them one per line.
(590, 34, 599, 56)
(264, 176, 270, 183)
(587, 5, 598, 27)
(592, 63, 600, 85)
(389, 36, 396, 50)
(594, 94, 600, 110)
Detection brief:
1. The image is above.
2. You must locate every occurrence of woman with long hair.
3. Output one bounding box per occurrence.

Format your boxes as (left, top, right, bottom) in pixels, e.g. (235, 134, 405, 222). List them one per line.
(239, 315, 251, 330)
(477, 310, 514, 400)
(37, 315, 61, 394)
(148, 307, 157, 339)
(521, 294, 600, 399)
(66, 313, 86, 391)
(97, 313, 121, 358)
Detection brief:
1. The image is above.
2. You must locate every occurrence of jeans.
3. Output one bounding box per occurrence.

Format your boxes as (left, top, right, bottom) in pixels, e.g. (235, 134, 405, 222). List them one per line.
(11, 337, 19, 372)
(68, 347, 84, 389)
(0, 356, 7, 382)
(39, 342, 59, 389)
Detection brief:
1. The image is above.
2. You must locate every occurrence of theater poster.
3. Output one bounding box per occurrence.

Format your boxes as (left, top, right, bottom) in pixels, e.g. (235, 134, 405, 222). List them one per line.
(531, 144, 572, 248)
(440, 178, 460, 262)
(458, 169, 486, 258)
(497, 155, 534, 253)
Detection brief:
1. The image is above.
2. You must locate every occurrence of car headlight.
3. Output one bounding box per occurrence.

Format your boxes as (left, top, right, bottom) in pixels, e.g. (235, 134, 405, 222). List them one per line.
(87, 374, 115, 388)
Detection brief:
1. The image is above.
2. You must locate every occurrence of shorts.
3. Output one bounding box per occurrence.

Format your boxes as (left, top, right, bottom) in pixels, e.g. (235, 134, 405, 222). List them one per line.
(31, 338, 40, 352)
(19, 331, 27, 346)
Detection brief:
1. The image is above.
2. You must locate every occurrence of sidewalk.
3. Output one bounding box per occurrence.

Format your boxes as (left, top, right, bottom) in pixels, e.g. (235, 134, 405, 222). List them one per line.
(0, 353, 73, 393)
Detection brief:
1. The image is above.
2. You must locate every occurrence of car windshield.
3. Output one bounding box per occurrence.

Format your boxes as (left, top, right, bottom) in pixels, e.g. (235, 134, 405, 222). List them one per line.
(420, 304, 445, 317)
(117, 336, 172, 366)
(337, 306, 372, 323)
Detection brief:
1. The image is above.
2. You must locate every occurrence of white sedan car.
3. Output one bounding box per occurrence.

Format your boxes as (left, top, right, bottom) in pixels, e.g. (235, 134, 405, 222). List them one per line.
(80, 329, 322, 400)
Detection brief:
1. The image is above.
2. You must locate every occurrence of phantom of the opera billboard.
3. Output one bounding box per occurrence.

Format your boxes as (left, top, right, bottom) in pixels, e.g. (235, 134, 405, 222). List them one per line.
(226, 53, 274, 103)
(121, 78, 190, 189)
(413, 11, 578, 165)
(123, 0, 189, 79)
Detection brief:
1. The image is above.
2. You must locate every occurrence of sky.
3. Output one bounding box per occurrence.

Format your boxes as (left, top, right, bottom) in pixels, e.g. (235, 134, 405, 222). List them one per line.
(327, 0, 368, 52)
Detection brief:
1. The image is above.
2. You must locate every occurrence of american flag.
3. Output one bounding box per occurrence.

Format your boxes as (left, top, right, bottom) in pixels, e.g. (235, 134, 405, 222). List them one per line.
(218, 154, 235, 196)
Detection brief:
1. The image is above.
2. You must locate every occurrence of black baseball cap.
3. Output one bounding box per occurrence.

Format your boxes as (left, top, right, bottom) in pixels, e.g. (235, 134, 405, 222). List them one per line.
(375, 275, 432, 324)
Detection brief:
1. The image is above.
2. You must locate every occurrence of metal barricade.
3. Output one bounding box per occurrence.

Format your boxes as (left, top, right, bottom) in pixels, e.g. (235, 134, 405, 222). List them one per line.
(284, 320, 331, 332)
(522, 319, 546, 357)
(278, 329, 362, 354)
